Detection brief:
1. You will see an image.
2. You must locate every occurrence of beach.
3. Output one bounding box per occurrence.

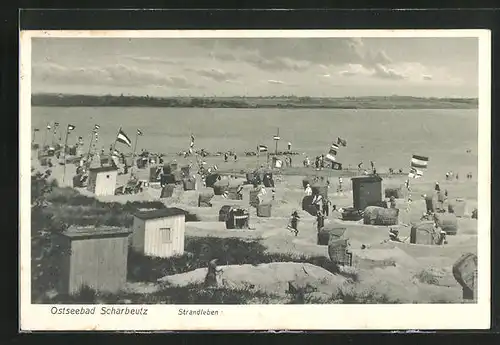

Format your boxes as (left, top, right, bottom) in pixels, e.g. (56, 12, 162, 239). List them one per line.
(30, 105, 479, 304)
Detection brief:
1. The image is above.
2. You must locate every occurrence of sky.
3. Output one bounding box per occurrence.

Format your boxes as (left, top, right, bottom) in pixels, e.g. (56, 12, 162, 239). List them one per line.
(31, 37, 479, 98)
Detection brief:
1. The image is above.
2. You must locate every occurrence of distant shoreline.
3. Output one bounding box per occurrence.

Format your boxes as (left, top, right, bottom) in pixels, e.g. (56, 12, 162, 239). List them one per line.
(31, 93, 478, 110)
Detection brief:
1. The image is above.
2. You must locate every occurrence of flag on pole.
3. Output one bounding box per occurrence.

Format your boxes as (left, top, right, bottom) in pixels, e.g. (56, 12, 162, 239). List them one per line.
(54, 122, 60, 128)
(325, 142, 339, 162)
(94, 124, 100, 131)
(273, 135, 281, 140)
(137, 129, 143, 136)
(337, 137, 347, 147)
(258, 145, 268, 152)
(116, 129, 132, 147)
(46, 124, 51, 130)
(411, 154, 429, 169)
(67, 124, 75, 132)
(408, 167, 423, 179)
(408, 154, 429, 179)
(33, 128, 40, 132)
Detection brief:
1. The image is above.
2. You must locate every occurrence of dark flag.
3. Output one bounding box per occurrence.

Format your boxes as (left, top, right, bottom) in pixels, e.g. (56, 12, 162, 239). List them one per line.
(337, 137, 347, 147)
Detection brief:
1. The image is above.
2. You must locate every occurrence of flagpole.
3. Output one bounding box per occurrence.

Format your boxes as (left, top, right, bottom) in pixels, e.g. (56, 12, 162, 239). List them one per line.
(62, 127, 71, 185)
(42, 126, 49, 149)
(275, 128, 279, 156)
(52, 122, 57, 147)
(131, 130, 139, 174)
(86, 129, 95, 164)
(112, 127, 121, 156)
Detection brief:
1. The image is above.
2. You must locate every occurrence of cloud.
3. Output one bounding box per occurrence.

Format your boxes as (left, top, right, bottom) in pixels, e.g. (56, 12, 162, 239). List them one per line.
(423, 75, 433, 81)
(204, 38, 442, 83)
(189, 68, 240, 82)
(33, 62, 197, 89)
(372, 64, 407, 80)
(267, 79, 285, 85)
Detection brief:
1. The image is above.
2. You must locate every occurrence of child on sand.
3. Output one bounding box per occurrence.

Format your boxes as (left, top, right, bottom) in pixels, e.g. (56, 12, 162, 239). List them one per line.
(288, 211, 300, 236)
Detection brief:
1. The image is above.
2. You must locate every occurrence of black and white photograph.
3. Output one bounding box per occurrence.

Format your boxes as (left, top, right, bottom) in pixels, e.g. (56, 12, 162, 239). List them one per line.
(20, 29, 491, 331)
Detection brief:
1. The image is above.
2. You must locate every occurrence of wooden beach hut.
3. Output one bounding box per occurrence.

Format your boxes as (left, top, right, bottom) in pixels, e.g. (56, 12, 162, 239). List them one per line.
(351, 175, 383, 210)
(86, 166, 118, 197)
(132, 208, 186, 258)
(56, 226, 131, 295)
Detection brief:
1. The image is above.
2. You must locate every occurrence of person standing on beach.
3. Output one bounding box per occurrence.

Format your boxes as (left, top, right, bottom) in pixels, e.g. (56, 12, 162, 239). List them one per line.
(304, 183, 313, 196)
(288, 211, 300, 236)
(322, 197, 331, 217)
(338, 177, 343, 193)
(234, 153, 237, 162)
(315, 210, 325, 232)
(224, 152, 228, 163)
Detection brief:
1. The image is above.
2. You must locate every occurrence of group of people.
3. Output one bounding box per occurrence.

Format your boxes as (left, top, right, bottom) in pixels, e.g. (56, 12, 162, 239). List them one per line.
(287, 178, 341, 237)
(445, 171, 473, 181)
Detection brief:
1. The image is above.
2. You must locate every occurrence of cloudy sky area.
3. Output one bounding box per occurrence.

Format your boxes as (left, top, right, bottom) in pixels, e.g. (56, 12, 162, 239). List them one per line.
(31, 37, 478, 98)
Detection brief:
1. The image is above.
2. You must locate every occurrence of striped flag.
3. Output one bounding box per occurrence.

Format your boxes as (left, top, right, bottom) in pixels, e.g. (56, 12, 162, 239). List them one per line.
(325, 142, 339, 162)
(137, 129, 143, 136)
(408, 167, 423, 179)
(273, 135, 281, 141)
(257, 145, 268, 152)
(411, 154, 429, 169)
(409, 154, 429, 179)
(54, 122, 59, 128)
(46, 124, 51, 130)
(94, 124, 100, 131)
(116, 128, 132, 147)
(325, 152, 337, 162)
(67, 124, 75, 132)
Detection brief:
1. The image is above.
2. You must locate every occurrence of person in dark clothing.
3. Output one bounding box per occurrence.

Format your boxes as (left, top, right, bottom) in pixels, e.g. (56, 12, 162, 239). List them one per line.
(315, 210, 325, 232)
(435, 182, 441, 192)
(224, 153, 228, 163)
(234, 154, 237, 161)
(204, 259, 222, 287)
(289, 211, 300, 237)
(322, 198, 331, 217)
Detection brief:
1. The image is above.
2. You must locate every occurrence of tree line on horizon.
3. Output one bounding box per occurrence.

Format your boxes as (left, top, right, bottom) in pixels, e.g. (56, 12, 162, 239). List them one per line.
(31, 93, 478, 109)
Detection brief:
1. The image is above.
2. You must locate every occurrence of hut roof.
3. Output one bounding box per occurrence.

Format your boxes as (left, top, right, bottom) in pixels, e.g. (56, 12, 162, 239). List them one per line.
(133, 207, 186, 220)
(351, 175, 382, 182)
(60, 226, 131, 240)
(88, 166, 118, 173)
